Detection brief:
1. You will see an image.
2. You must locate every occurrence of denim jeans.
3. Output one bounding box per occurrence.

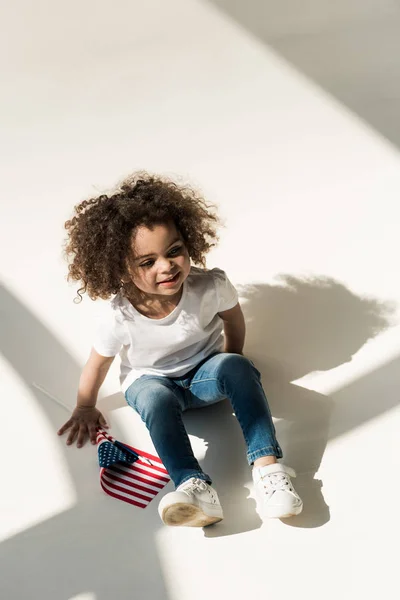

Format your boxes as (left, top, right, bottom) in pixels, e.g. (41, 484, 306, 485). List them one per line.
(125, 352, 283, 488)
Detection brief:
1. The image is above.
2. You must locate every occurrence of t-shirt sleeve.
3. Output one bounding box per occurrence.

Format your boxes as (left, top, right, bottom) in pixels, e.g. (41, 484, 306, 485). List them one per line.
(211, 268, 239, 313)
(92, 312, 123, 357)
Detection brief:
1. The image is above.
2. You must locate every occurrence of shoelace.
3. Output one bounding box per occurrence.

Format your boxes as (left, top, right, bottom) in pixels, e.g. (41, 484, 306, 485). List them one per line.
(261, 472, 295, 493)
(180, 478, 208, 495)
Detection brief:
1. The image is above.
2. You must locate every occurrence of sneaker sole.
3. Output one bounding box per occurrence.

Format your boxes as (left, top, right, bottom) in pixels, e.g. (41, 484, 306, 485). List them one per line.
(161, 502, 223, 527)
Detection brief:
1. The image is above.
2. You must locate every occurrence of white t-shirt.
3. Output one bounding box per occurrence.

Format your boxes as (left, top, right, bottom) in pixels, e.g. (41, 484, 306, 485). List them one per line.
(93, 267, 239, 393)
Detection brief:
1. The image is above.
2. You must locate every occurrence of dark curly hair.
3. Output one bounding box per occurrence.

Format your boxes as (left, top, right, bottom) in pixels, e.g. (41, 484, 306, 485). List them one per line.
(64, 171, 220, 302)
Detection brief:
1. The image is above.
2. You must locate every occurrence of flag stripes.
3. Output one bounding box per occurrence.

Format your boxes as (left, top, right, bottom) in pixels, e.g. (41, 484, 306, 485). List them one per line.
(96, 429, 170, 508)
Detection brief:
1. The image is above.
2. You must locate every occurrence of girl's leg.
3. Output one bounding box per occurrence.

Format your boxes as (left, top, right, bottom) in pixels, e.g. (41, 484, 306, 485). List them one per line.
(186, 352, 283, 465)
(125, 375, 211, 488)
(178, 353, 303, 519)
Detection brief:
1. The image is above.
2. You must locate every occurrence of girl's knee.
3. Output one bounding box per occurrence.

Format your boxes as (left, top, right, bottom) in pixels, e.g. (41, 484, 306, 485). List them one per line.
(217, 353, 259, 379)
(220, 352, 254, 370)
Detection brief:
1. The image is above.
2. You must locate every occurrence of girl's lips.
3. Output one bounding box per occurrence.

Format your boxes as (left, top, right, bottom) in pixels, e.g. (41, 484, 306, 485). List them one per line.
(158, 273, 180, 286)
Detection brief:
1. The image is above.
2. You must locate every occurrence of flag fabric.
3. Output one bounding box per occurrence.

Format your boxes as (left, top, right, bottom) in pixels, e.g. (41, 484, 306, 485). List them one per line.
(96, 428, 170, 508)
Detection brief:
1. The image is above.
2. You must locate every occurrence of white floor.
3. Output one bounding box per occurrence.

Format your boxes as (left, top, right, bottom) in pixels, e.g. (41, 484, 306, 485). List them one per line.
(1, 1, 399, 599)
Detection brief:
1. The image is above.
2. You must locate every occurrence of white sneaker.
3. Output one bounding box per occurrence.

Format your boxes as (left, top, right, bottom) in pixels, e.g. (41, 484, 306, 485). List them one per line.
(158, 478, 223, 527)
(252, 463, 303, 519)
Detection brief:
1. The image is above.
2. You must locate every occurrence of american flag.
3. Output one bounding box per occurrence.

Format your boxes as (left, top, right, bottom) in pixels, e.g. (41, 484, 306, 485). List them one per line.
(96, 429, 170, 508)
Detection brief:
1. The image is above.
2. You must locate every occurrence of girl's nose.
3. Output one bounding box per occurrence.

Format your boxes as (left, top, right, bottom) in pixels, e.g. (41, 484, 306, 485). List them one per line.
(159, 256, 174, 271)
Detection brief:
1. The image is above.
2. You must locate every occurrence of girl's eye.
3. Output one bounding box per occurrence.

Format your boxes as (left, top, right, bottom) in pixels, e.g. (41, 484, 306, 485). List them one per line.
(139, 246, 182, 268)
(169, 246, 182, 255)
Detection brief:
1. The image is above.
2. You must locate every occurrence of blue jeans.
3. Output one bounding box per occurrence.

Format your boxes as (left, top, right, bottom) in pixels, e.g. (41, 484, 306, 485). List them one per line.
(125, 352, 283, 488)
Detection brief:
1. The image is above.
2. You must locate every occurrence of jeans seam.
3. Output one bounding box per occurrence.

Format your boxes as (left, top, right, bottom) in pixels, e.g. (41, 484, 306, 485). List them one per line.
(190, 377, 218, 385)
(173, 401, 195, 455)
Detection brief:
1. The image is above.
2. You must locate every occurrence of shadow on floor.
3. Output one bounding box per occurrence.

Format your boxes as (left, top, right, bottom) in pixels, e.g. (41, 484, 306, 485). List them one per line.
(0, 283, 171, 600)
(207, 0, 400, 151)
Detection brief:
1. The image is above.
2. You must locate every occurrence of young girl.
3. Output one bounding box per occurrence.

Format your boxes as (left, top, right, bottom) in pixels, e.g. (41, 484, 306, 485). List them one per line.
(58, 172, 303, 526)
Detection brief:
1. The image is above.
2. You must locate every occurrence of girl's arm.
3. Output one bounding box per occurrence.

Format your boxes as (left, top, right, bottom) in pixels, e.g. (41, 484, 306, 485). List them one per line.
(218, 302, 246, 354)
(77, 347, 115, 407)
(57, 348, 115, 447)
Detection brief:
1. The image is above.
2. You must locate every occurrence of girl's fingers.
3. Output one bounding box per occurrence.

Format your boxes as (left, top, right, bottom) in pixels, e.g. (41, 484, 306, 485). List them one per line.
(60, 413, 107, 447)
(88, 423, 97, 445)
(99, 415, 109, 429)
(77, 424, 88, 448)
(57, 419, 73, 435)
(66, 424, 79, 445)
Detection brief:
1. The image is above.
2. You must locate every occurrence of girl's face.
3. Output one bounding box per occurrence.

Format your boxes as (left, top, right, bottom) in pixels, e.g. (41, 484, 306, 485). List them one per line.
(128, 221, 191, 301)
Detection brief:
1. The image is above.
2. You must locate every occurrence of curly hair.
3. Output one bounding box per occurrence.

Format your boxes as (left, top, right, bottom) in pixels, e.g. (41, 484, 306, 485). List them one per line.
(64, 171, 220, 302)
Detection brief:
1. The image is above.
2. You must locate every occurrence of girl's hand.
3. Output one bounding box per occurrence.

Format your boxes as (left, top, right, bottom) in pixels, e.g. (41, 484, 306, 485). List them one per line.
(57, 406, 109, 448)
